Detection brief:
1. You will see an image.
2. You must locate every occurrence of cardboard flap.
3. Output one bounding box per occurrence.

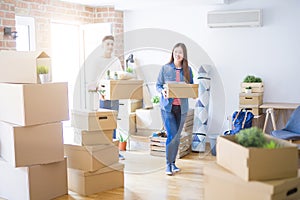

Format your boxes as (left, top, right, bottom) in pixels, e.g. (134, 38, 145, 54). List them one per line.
(68, 162, 124, 177)
(71, 109, 117, 117)
(37, 51, 50, 58)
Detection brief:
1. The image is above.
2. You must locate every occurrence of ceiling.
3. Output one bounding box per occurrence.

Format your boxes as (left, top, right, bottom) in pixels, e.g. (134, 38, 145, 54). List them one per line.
(60, 0, 228, 10)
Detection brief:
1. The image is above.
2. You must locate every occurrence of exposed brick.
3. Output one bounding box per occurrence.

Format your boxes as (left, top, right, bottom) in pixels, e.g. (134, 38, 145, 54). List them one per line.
(0, 4, 10, 10)
(15, 1, 28, 9)
(4, 0, 15, 4)
(5, 12, 14, 18)
(2, 19, 15, 26)
(85, 6, 93, 12)
(5, 40, 16, 48)
(0, 11, 5, 17)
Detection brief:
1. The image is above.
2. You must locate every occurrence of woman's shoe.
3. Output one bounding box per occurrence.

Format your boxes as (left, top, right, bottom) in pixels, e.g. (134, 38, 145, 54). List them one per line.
(172, 164, 181, 173)
(166, 164, 173, 175)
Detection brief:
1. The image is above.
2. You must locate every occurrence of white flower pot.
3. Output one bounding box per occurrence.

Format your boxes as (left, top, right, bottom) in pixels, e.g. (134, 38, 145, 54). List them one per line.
(39, 74, 49, 84)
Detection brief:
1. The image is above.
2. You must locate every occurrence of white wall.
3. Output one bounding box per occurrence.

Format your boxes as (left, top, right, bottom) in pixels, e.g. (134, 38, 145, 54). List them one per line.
(123, 0, 300, 133)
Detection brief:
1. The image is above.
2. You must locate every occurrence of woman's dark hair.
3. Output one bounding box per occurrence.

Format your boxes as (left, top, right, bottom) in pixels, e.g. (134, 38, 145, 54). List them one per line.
(168, 43, 190, 83)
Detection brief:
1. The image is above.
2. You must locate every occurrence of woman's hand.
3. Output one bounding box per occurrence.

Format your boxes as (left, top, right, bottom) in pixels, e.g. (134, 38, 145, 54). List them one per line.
(162, 88, 168, 99)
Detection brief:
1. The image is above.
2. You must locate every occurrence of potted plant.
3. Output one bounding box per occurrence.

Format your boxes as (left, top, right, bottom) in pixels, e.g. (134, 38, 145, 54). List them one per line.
(245, 86, 252, 94)
(37, 65, 49, 84)
(118, 133, 129, 151)
(151, 95, 160, 109)
(242, 75, 263, 93)
(235, 127, 279, 149)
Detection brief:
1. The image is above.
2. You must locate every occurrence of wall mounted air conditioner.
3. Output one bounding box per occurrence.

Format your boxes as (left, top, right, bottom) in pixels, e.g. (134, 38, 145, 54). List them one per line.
(207, 9, 262, 28)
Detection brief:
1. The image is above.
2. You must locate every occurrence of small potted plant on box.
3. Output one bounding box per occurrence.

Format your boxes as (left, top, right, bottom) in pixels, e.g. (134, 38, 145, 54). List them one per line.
(37, 65, 49, 84)
(242, 75, 263, 93)
(118, 133, 129, 151)
(245, 86, 252, 94)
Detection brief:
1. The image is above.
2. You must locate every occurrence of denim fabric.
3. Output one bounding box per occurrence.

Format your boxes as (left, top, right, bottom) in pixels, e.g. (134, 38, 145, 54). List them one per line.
(161, 106, 187, 165)
(156, 62, 194, 115)
(100, 100, 119, 139)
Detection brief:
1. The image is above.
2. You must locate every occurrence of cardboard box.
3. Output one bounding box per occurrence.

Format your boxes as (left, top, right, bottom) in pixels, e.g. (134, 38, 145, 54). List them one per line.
(119, 99, 143, 115)
(68, 162, 124, 196)
(0, 82, 69, 126)
(136, 108, 163, 130)
(217, 134, 298, 181)
(0, 121, 64, 167)
(99, 80, 143, 100)
(204, 164, 300, 200)
(71, 109, 117, 131)
(239, 105, 262, 115)
(164, 83, 198, 98)
(239, 92, 263, 105)
(74, 128, 114, 146)
(64, 144, 119, 171)
(241, 82, 264, 93)
(0, 51, 52, 84)
(117, 112, 136, 134)
(0, 158, 67, 200)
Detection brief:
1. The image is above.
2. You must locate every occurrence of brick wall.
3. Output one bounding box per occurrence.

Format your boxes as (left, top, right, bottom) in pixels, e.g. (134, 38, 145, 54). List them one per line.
(0, 0, 16, 50)
(0, 0, 124, 59)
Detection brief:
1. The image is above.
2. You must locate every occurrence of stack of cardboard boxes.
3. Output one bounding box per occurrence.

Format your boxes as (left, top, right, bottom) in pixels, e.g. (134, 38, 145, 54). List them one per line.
(0, 51, 69, 200)
(239, 82, 265, 129)
(204, 135, 300, 199)
(66, 109, 124, 196)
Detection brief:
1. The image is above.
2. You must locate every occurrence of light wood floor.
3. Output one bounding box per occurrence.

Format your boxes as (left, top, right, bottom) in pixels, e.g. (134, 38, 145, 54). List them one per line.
(55, 151, 216, 200)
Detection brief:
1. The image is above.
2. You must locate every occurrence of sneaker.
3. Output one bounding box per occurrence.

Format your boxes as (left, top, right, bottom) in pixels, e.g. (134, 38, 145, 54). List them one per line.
(165, 164, 173, 176)
(172, 164, 181, 173)
(119, 154, 125, 160)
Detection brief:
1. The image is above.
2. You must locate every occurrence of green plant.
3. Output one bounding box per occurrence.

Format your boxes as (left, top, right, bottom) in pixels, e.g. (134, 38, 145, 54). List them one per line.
(151, 96, 160, 104)
(235, 127, 280, 149)
(243, 75, 262, 83)
(263, 140, 278, 149)
(118, 133, 129, 142)
(235, 127, 266, 148)
(126, 67, 133, 73)
(37, 66, 49, 74)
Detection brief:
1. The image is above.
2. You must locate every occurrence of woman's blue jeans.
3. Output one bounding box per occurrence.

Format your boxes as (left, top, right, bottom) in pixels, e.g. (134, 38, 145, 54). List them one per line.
(161, 105, 187, 165)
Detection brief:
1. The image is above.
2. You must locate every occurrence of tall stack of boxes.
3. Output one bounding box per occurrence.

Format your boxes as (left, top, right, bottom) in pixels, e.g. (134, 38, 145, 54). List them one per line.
(204, 135, 300, 199)
(67, 109, 124, 196)
(0, 51, 69, 200)
(239, 82, 265, 129)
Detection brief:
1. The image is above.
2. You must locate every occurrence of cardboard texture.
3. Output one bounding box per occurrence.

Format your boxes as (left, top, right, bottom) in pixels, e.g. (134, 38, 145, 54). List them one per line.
(64, 144, 119, 171)
(67, 162, 124, 196)
(71, 109, 117, 131)
(239, 92, 263, 105)
(0, 51, 51, 84)
(0, 121, 64, 167)
(164, 83, 198, 98)
(136, 108, 163, 130)
(239, 105, 262, 115)
(204, 164, 300, 200)
(217, 135, 298, 181)
(0, 158, 68, 200)
(0, 82, 69, 126)
(99, 80, 143, 100)
(74, 128, 114, 146)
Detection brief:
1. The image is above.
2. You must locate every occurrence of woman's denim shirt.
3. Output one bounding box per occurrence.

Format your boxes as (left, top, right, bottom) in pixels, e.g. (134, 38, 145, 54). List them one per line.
(156, 62, 194, 114)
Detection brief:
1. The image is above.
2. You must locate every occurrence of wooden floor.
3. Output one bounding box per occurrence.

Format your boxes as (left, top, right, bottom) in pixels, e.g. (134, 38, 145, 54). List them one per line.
(55, 151, 216, 200)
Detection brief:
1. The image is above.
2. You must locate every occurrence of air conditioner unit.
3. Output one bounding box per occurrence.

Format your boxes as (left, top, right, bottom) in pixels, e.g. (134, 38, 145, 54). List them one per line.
(207, 9, 262, 28)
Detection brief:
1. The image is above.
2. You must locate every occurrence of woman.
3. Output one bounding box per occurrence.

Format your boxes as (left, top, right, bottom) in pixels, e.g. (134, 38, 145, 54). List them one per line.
(156, 43, 194, 175)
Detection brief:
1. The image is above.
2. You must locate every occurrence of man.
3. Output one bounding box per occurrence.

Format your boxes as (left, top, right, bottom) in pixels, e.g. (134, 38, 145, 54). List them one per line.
(98, 35, 125, 160)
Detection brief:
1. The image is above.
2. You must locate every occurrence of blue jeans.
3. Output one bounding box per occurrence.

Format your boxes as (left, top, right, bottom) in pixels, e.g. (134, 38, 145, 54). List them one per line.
(100, 100, 119, 139)
(161, 105, 187, 165)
